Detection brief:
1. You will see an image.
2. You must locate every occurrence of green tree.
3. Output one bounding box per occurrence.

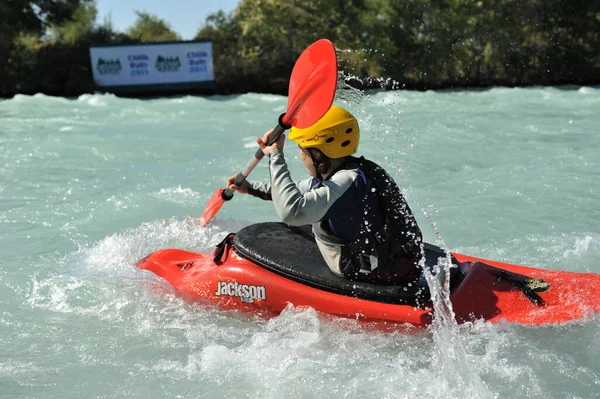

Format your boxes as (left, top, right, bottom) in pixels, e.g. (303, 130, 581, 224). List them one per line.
(536, 0, 600, 83)
(0, 0, 92, 37)
(196, 10, 243, 93)
(0, 0, 93, 92)
(49, 1, 97, 44)
(196, 0, 376, 93)
(3, 0, 600, 97)
(126, 11, 180, 42)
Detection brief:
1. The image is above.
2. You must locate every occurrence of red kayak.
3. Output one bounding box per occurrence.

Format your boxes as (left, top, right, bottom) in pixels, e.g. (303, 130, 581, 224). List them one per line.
(137, 222, 600, 327)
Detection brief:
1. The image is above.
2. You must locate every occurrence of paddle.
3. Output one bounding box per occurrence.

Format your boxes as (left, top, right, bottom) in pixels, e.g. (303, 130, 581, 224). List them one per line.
(199, 39, 338, 227)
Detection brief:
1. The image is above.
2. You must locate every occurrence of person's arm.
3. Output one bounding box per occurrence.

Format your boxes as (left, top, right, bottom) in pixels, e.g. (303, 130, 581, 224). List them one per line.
(246, 180, 272, 201)
(268, 150, 356, 226)
(229, 172, 313, 202)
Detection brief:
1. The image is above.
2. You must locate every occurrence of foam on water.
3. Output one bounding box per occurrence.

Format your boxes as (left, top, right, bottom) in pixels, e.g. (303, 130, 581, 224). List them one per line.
(1, 87, 599, 398)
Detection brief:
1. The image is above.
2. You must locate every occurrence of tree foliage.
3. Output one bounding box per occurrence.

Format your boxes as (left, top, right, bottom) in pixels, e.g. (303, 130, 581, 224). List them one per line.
(126, 11, 180, 42)
(0, 0, 93, 94)
(1, 0, 599, 97)
(48, 1, 97, 44)
(194, 0, 600, 92)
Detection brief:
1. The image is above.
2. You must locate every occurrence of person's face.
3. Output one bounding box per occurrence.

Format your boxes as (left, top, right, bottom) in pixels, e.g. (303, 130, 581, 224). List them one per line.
(299, 147, 317, 177)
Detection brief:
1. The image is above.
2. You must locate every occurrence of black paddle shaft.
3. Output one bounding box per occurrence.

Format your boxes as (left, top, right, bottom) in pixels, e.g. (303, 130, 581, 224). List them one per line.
(222, 113, 291, 201)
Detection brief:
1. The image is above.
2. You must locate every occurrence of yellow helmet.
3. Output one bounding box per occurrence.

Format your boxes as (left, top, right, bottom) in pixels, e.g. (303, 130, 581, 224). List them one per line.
(288, 105, 359, 158)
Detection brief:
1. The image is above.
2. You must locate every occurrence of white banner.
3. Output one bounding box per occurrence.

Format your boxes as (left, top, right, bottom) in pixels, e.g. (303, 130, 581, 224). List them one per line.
(89, 41, 214, 87)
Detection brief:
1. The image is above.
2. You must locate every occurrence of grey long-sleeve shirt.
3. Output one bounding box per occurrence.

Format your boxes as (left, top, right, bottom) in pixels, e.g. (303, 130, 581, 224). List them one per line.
(247, 149, 360, 227)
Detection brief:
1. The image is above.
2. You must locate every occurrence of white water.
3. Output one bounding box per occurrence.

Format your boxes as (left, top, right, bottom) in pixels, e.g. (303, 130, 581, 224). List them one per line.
(1, 87, 599, 398)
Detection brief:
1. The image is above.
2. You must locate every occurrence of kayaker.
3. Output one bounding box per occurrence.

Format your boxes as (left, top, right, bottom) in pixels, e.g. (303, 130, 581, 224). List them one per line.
(226, 105, 423, 285)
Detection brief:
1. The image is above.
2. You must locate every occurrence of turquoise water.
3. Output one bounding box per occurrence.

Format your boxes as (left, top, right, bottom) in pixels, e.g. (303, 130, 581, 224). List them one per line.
(1, 87, 599, 398)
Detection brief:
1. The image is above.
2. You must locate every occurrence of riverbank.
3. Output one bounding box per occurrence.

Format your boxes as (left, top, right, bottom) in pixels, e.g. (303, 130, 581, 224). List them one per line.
(3, 0, 599, 99)
(2, 66, 599, 99)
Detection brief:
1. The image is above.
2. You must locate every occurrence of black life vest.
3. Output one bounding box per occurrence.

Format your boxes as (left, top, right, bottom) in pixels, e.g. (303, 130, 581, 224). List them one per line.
(314, 156, 423, 278)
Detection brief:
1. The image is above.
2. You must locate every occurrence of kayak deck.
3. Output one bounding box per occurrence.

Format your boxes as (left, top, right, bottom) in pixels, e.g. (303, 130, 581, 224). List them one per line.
(137, 222, 600, 327)
(232, 223, 462, 305)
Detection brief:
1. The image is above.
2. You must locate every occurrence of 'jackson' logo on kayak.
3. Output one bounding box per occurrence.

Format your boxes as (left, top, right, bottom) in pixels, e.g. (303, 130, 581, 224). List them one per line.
(215, 281, 266, 303)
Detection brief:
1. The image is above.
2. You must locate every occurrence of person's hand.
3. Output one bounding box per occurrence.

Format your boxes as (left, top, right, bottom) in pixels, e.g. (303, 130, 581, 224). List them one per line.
(256, 129, 285, 156)
(226, 174, 249, 194)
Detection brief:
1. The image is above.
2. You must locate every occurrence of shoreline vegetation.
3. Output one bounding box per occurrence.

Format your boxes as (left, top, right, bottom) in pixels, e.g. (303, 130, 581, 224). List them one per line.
(1, 0, 599, 98)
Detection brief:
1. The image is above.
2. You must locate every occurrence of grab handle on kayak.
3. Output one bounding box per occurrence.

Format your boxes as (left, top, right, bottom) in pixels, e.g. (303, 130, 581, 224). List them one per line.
(211, 233, 236, 264)
(483, 265, 549, 306)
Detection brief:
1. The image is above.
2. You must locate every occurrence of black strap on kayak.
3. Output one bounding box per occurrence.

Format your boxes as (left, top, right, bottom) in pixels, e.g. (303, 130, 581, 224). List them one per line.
(486, 266, 550, 306)
(211, 233, 236, 265)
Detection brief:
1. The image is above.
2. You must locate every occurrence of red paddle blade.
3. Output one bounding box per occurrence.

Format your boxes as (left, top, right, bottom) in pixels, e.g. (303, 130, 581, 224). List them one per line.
(199, 188, 225, 227)
(284, 39, 338, 128)
(199, 39, 338, 227)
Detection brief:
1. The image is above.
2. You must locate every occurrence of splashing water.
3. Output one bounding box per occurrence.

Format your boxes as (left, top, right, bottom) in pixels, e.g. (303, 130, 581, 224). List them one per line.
(335, 67, 495, 396)
(1, 86, 599, 398)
